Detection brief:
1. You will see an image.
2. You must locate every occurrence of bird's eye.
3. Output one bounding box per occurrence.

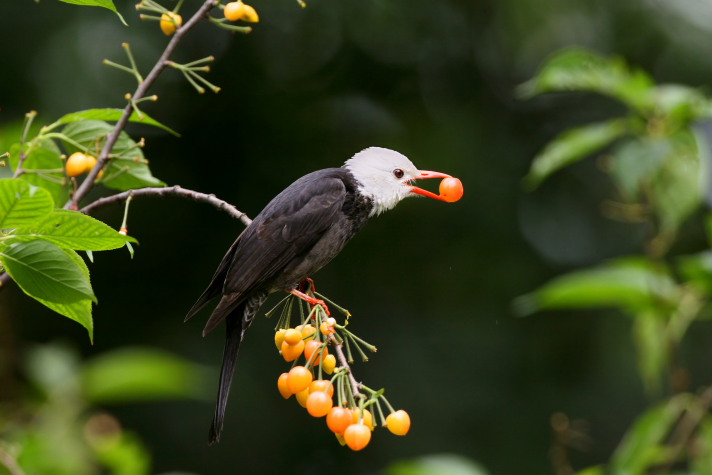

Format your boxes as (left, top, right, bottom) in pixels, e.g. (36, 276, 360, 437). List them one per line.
(393, 169, 405, 179)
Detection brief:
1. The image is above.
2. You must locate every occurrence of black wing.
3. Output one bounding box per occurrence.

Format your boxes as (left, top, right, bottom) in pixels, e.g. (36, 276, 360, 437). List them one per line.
(200, 172, 347, 335)
(184, 229, 246, 322)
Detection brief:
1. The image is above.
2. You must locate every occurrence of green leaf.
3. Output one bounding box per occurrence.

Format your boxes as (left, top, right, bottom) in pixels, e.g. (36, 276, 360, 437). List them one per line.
(0, 178, 54, 229)
(55, 0, 127, 25)
(611, 395, 690, 475)
(648, 85, 709, 123)
(575, 467, 604, 475)
(61, 120, 165, 191)
(9, 143, 69, 206)
(632, 311, 668, 394)
(610, 131, 703, 233)
(55, 108, 180, 137)
(610, 138, 671, 200)
(691, 417, 712, 475)
(517, 47, 654, 112)
(385, 454, 491, 475)
(90, 431, 150, 475)
(33, 249, 93, 342)
(0, 240, 96, 304)
(81, 348, 213, 403)
(648, 131, 702, 232)
(524, 119, 627, 189)
(9, 209, 136, 251)
(677, 251, 712, 293)
(513, 258, 680, 316)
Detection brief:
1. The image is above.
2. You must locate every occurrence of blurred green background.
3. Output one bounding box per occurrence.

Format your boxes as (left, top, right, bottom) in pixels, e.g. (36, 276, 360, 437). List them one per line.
(3, 0, 712, 473)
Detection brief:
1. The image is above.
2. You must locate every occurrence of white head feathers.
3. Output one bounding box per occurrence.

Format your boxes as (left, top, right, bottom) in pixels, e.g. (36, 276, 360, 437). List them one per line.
(343, 147, 420, 217)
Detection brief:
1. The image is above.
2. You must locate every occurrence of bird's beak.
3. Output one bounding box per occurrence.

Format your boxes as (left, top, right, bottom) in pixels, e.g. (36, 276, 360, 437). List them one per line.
(408, 170, 452, 201)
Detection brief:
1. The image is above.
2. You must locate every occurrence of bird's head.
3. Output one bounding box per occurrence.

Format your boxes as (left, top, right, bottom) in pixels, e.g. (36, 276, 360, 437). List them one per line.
(343, 147, 453, 216)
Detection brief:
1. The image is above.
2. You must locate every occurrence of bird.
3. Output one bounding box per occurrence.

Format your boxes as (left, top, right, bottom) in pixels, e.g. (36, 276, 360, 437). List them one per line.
(185, 146, 457, 444)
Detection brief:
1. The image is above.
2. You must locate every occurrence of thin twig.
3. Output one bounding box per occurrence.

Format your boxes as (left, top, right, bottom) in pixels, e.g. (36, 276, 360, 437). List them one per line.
(79, 185, 252, 226)
(0, 187, 252, 290)
(65, 0, 218, 209)
(654, 386, 712, 474)
(328, 334, 362, 400)
(0, 447, 26, 475)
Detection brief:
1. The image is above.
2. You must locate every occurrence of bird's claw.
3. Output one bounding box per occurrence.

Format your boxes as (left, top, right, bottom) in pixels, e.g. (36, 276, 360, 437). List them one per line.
(299, 278, 316, 294)
(288, 288, 330, 316)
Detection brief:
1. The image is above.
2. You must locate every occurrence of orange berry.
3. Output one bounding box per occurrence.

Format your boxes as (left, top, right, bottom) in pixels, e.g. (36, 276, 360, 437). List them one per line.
(438, 177, 463, 202)
(351, 408, 374, 430)
(386, 410, 410, 435)
(301, 324, 316, 341)
(277, 373, 291, 399)
(66, 152, 88, 177)
(326, 407, 352, 434)
(321, 354, 336, 374)
(296, 388, 309, 408)
(240, 4, 259, 22)
(223, 1, 245, 21)
(274, 329, 286, 350)
(320, 321, 334, 335)
(283, 329, 302, 346)
(306, 390, 333, 417)
(304, 340, 327, 366)
(344, 423, 371, 451)
(309, 380, 334, 398)
(160, 12, 182, 35)
(281, 339, 304, 362)
(287, 366, 312, 394)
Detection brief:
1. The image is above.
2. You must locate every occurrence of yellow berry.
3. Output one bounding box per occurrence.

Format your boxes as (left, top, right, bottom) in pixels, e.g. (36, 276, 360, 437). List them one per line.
(84, 155, 97, 173)
(66, 153, 88, 177)
(296, 388, 309, 408)
(386, 410, 411, 436)
(321, 354, 336, 374)
(274, 329, 286, 350)
(223, 1, 245, 21)
(283, 329, 301, 346)
(160, 12, 182, 36)
(301, 324, 316, 341)
(241, 4, 259, 22)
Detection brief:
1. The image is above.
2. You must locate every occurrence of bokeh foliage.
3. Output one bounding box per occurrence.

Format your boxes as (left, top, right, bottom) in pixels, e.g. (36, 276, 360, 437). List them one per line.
(518, 49, 712, 474)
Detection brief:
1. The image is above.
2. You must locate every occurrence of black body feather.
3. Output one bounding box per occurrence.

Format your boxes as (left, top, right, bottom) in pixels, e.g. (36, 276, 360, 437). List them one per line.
(188, 167, 373, 444)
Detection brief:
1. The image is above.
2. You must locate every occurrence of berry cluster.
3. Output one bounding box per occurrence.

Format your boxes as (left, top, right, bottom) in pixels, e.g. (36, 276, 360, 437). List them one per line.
(269, 291, 410, 451)
(66, 152, 102, 179)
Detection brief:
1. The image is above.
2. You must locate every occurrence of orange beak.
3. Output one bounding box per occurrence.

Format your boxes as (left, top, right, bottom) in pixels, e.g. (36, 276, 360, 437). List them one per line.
(408, 170, 452, 201)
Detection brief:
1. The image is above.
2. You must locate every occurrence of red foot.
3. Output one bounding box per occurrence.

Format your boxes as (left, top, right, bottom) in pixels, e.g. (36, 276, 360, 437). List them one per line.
(289, 288, 330, 316)
(299, 278, 316, 294)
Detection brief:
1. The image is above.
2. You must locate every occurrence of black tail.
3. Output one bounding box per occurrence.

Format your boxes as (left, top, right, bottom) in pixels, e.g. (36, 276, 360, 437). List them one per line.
(207, 291, 267, 445)
(207, 304, 244, 445)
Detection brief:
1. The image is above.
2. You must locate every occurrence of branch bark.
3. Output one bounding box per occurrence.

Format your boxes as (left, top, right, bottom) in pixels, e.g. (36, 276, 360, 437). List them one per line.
(64, 0, 218, 209)
(0, 186, 252, 291)
(0, 0, 230, 292)
(79, 185, 253, 226)
(328, 334, 362, 399)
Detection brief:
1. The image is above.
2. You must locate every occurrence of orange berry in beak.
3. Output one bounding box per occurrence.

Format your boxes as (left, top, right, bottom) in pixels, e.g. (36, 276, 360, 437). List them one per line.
(438, 177, 463, 202)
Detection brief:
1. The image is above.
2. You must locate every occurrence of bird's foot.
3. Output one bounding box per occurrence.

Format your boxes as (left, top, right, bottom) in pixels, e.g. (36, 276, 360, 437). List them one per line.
(289, 288, 330, 316)
(299, 278, 316, 294)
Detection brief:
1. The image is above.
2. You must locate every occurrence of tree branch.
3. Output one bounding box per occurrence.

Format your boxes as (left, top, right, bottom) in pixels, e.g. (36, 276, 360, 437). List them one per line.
(79, 185, 253, 226)
(328, 334, 362, 399)
(0, 187, 252, 292)
(64, 0, 218, 209)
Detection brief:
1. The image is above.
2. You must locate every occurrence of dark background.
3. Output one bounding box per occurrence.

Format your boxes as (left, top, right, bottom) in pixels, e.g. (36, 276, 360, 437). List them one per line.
(3, 0, 712, 473)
